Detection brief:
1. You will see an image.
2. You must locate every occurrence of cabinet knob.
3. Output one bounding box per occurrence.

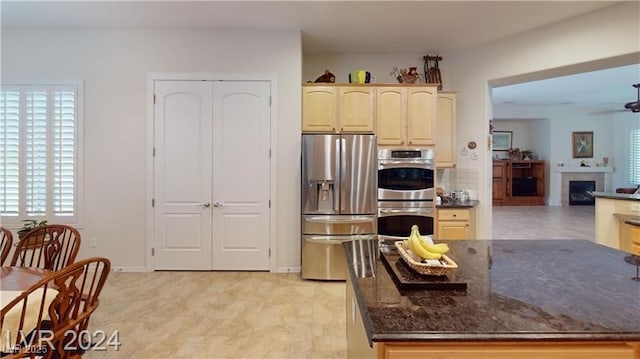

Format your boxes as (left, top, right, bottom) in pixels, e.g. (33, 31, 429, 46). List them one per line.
(453, 214, 457, 217)
(409, 141, 412, 144)
(332, 127, 336, 131)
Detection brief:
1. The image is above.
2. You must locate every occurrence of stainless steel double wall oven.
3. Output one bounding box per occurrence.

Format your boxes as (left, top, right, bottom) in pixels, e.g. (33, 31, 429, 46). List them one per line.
(377, 148, 435, 243)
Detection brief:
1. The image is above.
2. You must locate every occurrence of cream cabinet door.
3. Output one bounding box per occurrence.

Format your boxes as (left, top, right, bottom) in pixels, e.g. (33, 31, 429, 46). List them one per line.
(302, 86, 337, 132)
(437, 221, 470, 240)
(437, 208, 475, 240)
(376, 87, 406, 145)
(339, 87, 375, 133)
(436, 93, 456, 167)
(406, 87, 436, 145)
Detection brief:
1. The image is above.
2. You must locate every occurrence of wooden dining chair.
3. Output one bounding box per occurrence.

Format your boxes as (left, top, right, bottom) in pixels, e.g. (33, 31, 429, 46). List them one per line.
(1, 257, 111, 359)
(1, 268, 62, 358)
(50, 257, 111, 357)
(0, 226, 13, 266)
(10, 224, 81, 271)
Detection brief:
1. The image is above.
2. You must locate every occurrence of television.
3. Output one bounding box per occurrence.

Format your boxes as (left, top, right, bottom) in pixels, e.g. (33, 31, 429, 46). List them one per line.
(512, 177, 537, 196)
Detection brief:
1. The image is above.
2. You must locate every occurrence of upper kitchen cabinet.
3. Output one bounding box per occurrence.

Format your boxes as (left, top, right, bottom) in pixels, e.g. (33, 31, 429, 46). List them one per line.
(376, 87, 405, 144)
(338, 87, 375, 132)
(301, 84, 374, 133)
(376, 85, 437, 146)
(302, 85, 337, 132)
(435, 92, 456, 167)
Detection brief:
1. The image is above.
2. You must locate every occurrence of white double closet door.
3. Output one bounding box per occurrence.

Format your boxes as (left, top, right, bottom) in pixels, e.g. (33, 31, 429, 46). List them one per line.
(153, 80, 271, 270)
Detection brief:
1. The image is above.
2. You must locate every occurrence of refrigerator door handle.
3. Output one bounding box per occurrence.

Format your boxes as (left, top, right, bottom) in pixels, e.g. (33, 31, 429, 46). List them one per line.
(340, 137, 346, 176)
(339, 136, 347, 212)
(303, 234, 377, 244)
(335, 137, 342, 213)
(304, 215, 377, 223)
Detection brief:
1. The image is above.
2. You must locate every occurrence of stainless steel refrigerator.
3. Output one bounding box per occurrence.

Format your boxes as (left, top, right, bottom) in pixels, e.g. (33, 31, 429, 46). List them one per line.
(301, 134, 377, 280)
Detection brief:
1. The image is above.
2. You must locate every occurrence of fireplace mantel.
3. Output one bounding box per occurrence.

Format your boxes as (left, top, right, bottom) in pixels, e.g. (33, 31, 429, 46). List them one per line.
(555, 167, 613, 173)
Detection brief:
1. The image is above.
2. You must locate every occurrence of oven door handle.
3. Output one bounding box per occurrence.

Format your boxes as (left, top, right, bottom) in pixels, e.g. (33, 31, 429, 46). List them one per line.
(378, 160, 433, 169)
(378, 208, 434, 216)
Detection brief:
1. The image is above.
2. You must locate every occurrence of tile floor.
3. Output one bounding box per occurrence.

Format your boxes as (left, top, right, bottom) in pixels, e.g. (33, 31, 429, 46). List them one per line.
(86, 205, 595, 358)
(492, 205, 595, 240)
(86, 272, 346, 359)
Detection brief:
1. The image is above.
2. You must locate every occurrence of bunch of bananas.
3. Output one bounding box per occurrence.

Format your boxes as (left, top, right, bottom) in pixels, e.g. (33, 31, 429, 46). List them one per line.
(405, 224, 449, 260)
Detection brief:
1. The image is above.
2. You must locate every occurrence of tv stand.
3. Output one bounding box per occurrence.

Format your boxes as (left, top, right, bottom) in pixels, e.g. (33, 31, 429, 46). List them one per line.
(493, 160, 545, 206)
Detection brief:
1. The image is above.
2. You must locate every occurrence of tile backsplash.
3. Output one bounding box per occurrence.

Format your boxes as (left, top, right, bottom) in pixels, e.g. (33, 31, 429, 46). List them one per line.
(436, 167, 479, 194)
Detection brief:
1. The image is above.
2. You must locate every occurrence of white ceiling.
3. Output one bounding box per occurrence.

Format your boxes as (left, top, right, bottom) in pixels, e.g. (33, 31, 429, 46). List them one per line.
(493, 63, 640, 117)
(0, 1, 618, 55)
(2, 1, 638, 114)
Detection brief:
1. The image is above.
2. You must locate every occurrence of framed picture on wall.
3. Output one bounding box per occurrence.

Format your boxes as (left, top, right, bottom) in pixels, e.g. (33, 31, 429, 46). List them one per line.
(572, 131, 593, 158)
(492, 131, 512, 151)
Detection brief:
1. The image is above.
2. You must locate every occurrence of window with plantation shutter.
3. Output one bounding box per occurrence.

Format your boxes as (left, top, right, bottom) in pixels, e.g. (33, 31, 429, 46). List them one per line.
(630, 129, 640, 185)
(0, 84, 82, 226)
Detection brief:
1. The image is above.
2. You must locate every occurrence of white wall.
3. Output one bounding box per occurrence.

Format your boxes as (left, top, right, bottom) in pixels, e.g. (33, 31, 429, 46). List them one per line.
(448, 1, 639, 238)
(492, 120, 546, 159)
(1, 28, 302, 271)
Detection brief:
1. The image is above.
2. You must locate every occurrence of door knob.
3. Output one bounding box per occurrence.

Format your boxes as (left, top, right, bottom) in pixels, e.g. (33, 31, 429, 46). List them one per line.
(213, 202, 223, 208)
(202, 202, 211, 208)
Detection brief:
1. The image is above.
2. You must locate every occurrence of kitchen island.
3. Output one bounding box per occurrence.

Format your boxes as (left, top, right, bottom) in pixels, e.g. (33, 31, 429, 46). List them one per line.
(344, 239, 640, 359)
(592, 191, 640, 254)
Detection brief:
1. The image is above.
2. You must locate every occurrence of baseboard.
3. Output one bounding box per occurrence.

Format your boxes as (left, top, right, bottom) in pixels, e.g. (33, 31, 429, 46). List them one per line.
(274, 267, 301, 273)
(110, 266, 300, 273)
(111, 266, 148, 273)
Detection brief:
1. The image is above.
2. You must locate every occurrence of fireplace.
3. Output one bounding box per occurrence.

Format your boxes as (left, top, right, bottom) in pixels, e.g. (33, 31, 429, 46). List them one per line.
(569, 180, 596, 205)
(558, 168, 609, 206)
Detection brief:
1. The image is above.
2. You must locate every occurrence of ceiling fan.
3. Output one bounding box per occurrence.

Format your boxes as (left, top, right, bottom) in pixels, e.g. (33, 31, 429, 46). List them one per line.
(589, 83, 640, 115)
(624, 83, 640, 112)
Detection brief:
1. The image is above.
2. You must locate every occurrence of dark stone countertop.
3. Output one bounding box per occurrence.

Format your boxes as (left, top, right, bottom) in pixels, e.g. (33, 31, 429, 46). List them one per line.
(343, 239, 640, 344)
(590, 191, 640, 201)
(436, 199, 479, 209)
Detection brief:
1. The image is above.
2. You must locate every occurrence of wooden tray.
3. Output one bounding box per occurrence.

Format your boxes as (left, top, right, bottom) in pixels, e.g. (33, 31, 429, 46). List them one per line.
(380, 249, 467, 290)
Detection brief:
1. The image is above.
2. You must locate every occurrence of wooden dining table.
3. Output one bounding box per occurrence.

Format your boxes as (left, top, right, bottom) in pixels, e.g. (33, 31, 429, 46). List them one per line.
(1, 267, 58, 350)
(1, 266, 52, 291)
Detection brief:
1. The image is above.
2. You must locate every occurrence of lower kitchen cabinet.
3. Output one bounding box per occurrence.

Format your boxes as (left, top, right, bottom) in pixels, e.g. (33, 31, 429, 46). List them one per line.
(436, 208, 476, 240)
(375, 342, 639, 359)
(631, 225, 640, 255)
